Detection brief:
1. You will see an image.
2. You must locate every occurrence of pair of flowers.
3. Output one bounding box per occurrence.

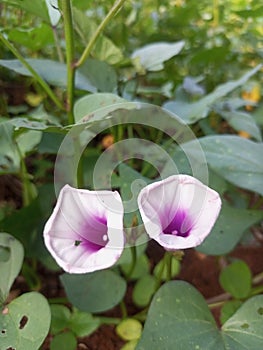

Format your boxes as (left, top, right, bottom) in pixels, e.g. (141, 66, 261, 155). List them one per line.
(44, 175, 221, 274)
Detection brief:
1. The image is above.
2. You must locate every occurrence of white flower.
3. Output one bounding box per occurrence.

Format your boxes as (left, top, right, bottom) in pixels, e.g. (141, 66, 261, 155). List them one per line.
(138, 175, 221, 250)
(44, 185, 124, 273)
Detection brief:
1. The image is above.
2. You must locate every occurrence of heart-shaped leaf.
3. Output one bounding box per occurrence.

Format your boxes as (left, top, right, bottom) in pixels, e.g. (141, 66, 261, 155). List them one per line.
(164, 65, 262, 124)
(0, 59, 96, 92)
(182, 135, 263, 196)
(74, 93, 125, 123)
(0, 233, 24, 304)
(136, 281, 263, 349)
(0, 292, 51, 350)
(60, 270, 126, 313)
(222, 295, 263, 349)
(197, 203, 263, 255)
(136, 281, 222, 350)
(131, 41, 185, 72)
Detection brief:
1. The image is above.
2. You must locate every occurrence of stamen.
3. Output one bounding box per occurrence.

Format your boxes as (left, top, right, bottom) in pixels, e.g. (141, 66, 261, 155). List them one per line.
(74, 240, 82, 246)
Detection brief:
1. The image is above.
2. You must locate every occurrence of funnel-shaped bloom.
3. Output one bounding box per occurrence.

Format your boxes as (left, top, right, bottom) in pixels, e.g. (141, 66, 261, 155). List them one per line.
(138, 175, 221, 250)
(44, 185, 124, 273)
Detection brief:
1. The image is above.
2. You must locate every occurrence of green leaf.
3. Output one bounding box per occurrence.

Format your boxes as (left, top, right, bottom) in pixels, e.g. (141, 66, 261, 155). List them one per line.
(218, 110, 262, 142)
(197, 203, 263, 255)
(118, 163, 151, 227)
(69, 309, 100, 337)
(10, 117, 64, 133)
(153, 256, 180, 281)
(0, 292, 51, 350)
(116, 242, 147, 266)
(131, 41, 185, 72)
(164, 65, 262, 124)
(222, 295, 263, 349)
(79, 59, 118, 93)
(219, 260, 252, 299)
(136, 281, 223, 350)
(50, 304, 71, 335)
(73, 8, 123, 64)
(121, 254, 150, 280)
(136, 281, 263, 350)
(0, 233, 24, 304)
(38, 132, 65, 154)
(74, 93, 126, 122)
(116, 318, 142, 341)
(220, 300, 243, 325)
(60, 270, 127, 313)
(190, 46, 229, 66)
(133, 275, 156, 308)
(182, 135, 263, 196)
(0, 120, 20, 174)
(0, 184, 56, 258)
(236, 6, 263, 19)
(7, 23, 54, 51)
(0, 59, 96, 92)
(50, 331, 77, 350)
(121, 340, 139, 350)
(1, 0, 50, 22)
(16, 130, 42, 156)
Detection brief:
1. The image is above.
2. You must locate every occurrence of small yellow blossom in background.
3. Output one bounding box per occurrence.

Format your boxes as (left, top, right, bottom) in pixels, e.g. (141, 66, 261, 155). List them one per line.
(25, 92, 44, 107)
(101, 134, 114, 149)
(241, 82, 261, 111)
(238, 130, 250, 139)
(239, 82, 261, 139)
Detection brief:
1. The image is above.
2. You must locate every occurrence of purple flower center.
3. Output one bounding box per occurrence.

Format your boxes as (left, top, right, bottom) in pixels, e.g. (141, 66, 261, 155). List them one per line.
(163, 210, 192, 238)
(76, 215, 108, 253)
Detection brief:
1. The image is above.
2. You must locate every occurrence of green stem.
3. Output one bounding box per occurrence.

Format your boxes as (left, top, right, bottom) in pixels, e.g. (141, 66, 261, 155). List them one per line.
(120, 300, 128, 319)
(61, 0, 75, 124)
(133, 308, 148, 322)
(75, 0, 126, 68)
(154, 255, 166, 291)
(97, 316, 121, 325)
(77, 157, 84, 188)
(213, 0, 219, 27)
(165, 252, 173, 282)
(125, 245, 137, 280)
(20, 157, 31, 207)
(250, 284, 263, 296)
(253, 271, 263, 284)
(15, 142, 34, 207)
(208, 301, 226, 309)
(0, 32, 64, 111)
(52, 26, 65, 63)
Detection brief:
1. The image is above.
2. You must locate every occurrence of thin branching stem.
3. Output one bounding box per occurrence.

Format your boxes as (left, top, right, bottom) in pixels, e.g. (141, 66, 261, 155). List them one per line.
(52, 25, 65, 63)
(0, 32, 64, 110)
(61, 0, 75, 124)
(75, 0, 126, 68)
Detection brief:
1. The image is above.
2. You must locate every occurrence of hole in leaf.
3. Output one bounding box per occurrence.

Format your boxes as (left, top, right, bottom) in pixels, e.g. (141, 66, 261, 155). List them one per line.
(1, 329, 6, 334)
(74, 240, 82, 246)
(0, 246, 10, 262)
(241, 323, 249, 329)
(19, 315, 28, 329)
(257, 307, 263, 315)
(6, 347, 15, 350)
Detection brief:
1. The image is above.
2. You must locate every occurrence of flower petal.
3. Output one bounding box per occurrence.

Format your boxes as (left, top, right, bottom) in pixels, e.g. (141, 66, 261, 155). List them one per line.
(44, 185, 124, 273)
(138, 175, 221, 250)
